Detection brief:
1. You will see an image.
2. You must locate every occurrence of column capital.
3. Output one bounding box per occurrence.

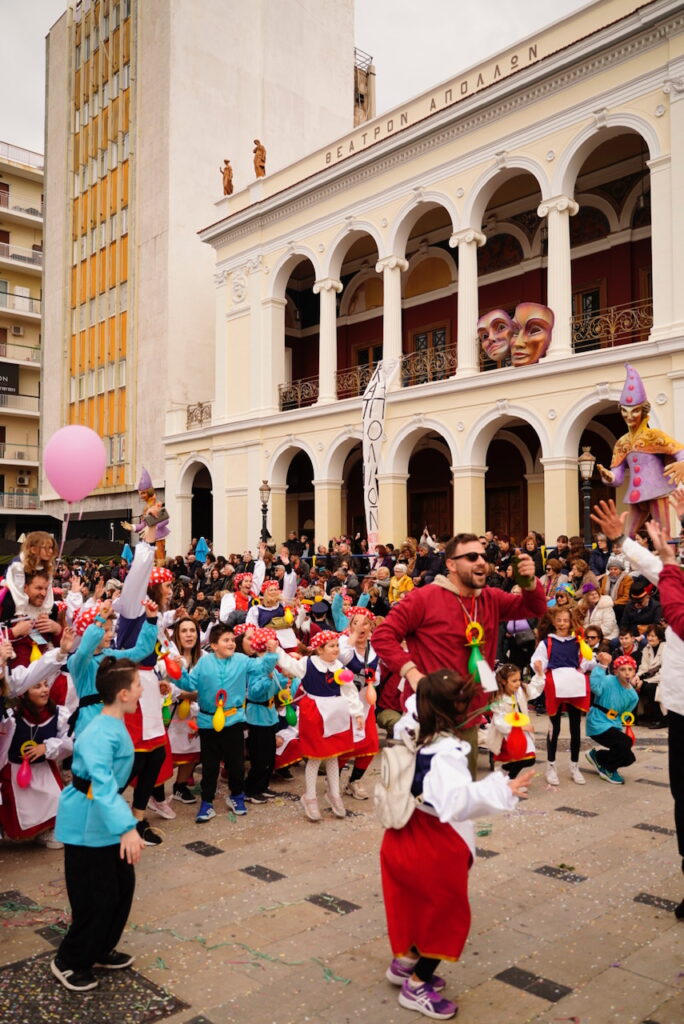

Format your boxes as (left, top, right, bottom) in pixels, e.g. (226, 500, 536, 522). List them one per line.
(537, 195, 579, 218)
(261, 296, 287, 309)
(313, 277, 343, 295)
(377, 472, 409, 485)
(451, 464, 487, 479)
(312, 478, 344, 489)
(375, 255, 409, 273)
(540, 455, 581, 472)
(449, 228, 486, 248)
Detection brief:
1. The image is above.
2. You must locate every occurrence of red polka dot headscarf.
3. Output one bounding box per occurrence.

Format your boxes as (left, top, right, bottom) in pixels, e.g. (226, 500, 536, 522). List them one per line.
(233, 623, 253, 638)
(613, 655, 637, 670)
(149, 566, 174, 585)
(309, 630, 339, 651)
(346, 606, 375, 623)
(235, 573, 253, 588)
(249, 627, 278, 652)
(74, 603, 105, 635)
(261, 580, 280, 595)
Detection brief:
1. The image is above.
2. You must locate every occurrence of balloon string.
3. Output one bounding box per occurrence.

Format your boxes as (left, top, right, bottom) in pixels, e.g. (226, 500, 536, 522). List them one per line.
(57, 506, 71, 560)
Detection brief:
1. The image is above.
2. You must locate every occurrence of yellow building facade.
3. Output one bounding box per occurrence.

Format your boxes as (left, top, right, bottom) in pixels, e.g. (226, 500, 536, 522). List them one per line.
(0, 141, 44, 536)
(164, 0, 684, 554)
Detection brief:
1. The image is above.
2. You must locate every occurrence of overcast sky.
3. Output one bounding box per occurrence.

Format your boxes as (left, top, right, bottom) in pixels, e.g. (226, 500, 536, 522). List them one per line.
(1, 0, 589, 153)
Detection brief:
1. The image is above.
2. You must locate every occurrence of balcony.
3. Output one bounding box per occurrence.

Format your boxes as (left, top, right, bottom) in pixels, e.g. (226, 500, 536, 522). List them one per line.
(186, 401, 212, 430)
(0, 491, 41, 511)
(0, 141, 44, 172)
(335, 362, 375, 400)
(0, 190, 43, 224)
(278, 375, 319, 410)
(0, 243, 43, 277)
(400, 343, 458, 388)
(0, 443, 39, 464)
(0, 291, 41, 322)
(0, 393, 40, 415)
(571, 298, 653, 353)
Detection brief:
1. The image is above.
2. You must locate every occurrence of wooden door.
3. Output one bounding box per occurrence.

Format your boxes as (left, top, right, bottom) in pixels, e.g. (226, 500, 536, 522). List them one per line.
(485, 484, 526, 542)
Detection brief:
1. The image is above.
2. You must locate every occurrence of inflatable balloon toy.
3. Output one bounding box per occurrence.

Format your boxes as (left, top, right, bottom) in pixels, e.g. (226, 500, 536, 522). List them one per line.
(503, 709, 531, 762)
(213, 689, 227, 732)
(464, 622, 498, 692)
(278, 687, 299, 727)
(363, 666, 378, 707)
(622, 710, 636, 747)
(43, 426, 107, 556)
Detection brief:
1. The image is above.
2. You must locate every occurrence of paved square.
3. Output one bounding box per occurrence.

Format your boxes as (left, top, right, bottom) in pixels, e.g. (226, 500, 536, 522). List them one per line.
(1, 720, 682, 1023)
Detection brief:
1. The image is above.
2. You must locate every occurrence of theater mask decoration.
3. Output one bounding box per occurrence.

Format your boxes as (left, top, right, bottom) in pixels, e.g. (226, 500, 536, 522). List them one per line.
(477, 302, 555, 366)
(477, 309, 514, 363)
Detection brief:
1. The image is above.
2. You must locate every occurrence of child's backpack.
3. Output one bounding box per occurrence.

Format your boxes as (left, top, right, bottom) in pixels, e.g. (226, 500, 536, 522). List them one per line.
(374, 731, 422, 830)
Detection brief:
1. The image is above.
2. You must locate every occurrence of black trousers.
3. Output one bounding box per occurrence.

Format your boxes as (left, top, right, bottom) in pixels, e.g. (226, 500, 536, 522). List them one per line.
(501, 756, 536, 779)
(245, 723, 277, 796)
(547, 705, 583, 762)
(668, 710, 684, 858)
(58, 843, 135, 970)
(590, 727, 636, 772)
(199, 724, 245, 802)
(128, 745, 166, 812)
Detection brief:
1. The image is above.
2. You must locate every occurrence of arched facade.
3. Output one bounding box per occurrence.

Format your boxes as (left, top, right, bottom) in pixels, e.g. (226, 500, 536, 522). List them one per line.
(165, 3, 683, 553)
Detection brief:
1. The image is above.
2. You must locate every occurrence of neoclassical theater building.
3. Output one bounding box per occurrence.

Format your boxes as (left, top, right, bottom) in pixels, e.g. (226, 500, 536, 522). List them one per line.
(163, 0, 684, 553)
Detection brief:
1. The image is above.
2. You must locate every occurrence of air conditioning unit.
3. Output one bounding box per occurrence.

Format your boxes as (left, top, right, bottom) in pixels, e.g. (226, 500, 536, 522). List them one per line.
(15, 450, 25, 459)
(11, 325, 24, 337)
(16, 473, 30, 487)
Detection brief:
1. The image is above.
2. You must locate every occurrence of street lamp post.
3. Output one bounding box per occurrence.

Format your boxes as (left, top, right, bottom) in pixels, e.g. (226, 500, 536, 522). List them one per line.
(577, 446, 596, 548)
(259, 480, 271, 543)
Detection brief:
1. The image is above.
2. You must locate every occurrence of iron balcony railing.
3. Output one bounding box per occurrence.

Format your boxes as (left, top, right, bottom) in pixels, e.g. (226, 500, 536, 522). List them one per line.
(0, 394, 40, 413)
(0, 191, 43, 218)
(0, 443, 39, 461)
(0, 491, 41, 509)
(0, 292, 41, 316)
(0, 141, 44, 171)
(0, 243, 43, 267)
(186, 401, 212, 430)
(400, 343, 458, 388)
(335, 362, 375, 400)
(278, 375, 319, 410)
(571, 298, 653, 353)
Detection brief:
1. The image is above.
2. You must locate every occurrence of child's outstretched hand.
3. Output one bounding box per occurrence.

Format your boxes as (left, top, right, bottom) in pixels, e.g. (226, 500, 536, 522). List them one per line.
(597, 651, 612, 668)
(265, 636, 279, 653)
(0, 638, 14, 664)
(508, 767, 535, 799)
(142, 599, 159, 618)
(59, 626, 77, 654)
(120, 826, 145, 865)
(355, 715, 364, 731)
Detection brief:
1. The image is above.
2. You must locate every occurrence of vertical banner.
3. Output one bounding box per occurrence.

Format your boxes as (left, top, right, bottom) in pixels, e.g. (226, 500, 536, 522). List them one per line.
(361, 360, 396, 554)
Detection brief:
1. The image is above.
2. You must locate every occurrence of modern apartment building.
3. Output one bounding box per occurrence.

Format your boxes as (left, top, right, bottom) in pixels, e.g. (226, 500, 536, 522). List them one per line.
(0, 141, 50, 539)
(42, 0, 363, 542)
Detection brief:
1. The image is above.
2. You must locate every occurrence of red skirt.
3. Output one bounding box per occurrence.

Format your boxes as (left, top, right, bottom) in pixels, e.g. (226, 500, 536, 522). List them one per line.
(275, 736, 303, 769)
(544, 670, 590, 717)
(298, 696, 355, 760)
(348, 688, 380, 759)
(172, 751, 200, 767)
(381, 810, 473, 962)
(0, 761, 63, 840)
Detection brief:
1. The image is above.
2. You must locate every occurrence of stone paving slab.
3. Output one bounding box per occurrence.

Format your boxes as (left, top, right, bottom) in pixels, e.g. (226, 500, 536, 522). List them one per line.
(0, 723, 682, 1023)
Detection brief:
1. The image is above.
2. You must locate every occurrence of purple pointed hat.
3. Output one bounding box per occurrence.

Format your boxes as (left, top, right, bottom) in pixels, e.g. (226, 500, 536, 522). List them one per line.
(620, 363, 647, 406)
(137, 466, 153, 491)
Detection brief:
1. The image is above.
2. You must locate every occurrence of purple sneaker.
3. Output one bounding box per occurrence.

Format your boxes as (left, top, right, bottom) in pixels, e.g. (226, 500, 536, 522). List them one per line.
(386, 959, 446, 992)
(398, 979, 457, 1019)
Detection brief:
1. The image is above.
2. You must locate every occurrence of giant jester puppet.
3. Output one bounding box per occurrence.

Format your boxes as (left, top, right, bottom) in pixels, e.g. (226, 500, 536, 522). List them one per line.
(597, 364, 684, 537)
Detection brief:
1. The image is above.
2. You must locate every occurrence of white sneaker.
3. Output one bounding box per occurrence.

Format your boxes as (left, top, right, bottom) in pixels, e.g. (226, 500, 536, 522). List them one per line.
(344, 780, 369, 801)
(147, 797, 177, 820)
(35, 828, 63, 850)
(545, 763, 560, 786)
(300, 794, 322, 821)
(569, 763, 586, 785)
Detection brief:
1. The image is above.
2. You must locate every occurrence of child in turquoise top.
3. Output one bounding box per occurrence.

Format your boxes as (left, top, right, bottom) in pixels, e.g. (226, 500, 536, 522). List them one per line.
(66, 598, 159, 738)
(52, 656, 145, 993)
(239, 626, 292, 803)
(585, 651, 639, 785)
(177, 623, 278, 822)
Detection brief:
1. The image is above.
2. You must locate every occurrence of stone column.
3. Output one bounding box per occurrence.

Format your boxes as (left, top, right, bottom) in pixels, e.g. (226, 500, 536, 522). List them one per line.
(377, 472, 408, 543)
(541, 456, 580, 541)
(451, 465, 486, 533)
(313, 277, 342, 404)
(260, 297, 287, 412)
(312, 479, 343, 545)
(536, 195, 578, 360)
(213, 272, 229, 420)
(450, 229, 486, 377)
(172, 493, 192, 557)
(269, 484, 288, 547)
(376, 255, 408, 389)
(525, 472, 545, 536)
(664, 77, 684, 335)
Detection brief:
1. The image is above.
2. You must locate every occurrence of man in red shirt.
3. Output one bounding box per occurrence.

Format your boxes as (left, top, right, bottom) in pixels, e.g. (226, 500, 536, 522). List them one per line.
(373, 532, 547, 777)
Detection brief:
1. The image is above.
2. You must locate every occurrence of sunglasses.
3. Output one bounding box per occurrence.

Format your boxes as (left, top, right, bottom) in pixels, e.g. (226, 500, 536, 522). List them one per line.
(449, 552, 486, 563)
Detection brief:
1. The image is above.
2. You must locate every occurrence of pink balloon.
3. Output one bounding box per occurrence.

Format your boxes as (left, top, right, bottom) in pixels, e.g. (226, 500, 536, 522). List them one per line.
(44, 426, 107, 503)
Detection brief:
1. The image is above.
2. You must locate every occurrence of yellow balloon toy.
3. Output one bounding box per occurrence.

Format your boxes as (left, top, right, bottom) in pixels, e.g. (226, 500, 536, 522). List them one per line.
(178, 698, 191, 720)
(213, 688, 227, 732)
